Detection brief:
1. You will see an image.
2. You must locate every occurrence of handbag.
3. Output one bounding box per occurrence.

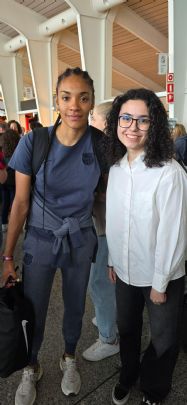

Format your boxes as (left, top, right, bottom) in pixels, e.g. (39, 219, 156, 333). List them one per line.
(0, 279, 34, 378)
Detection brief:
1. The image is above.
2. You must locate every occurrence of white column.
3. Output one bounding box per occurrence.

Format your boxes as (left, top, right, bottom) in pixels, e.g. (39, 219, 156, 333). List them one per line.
(77, 14, 113, 102)
(0, 54, 19, 121)
(168, 0, 187, 127)
(26, 39, 53, 125)
(65, 0, 114, 102)
(15, 53, 24, 105)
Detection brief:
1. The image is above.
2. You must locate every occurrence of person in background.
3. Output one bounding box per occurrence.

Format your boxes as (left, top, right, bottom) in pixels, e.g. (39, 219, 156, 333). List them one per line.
(172, 122, 187, 353)
(0, 122, 9, 150)
(0, 166, 7, 248)
(1, 129, 20, 232)
(83, 101, 119, 361)
(171, 123, 186, 141)
(105, 89, 187, 405)
(172, 123, 187, 167)
(2, 67, 108, 405)
(29, 119, 43, 131)
(0, 123, 8, 237)
(0, 122, 8, 134)
(8, 119, 22, 137)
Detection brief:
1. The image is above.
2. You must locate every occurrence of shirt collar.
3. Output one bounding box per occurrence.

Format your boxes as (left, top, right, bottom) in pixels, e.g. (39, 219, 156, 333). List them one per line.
(120, 151, 146, 169)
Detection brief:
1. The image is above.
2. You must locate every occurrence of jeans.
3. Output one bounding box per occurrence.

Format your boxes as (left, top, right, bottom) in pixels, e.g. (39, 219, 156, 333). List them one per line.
(116, 276, 184, 402)
(88, 235, 117, 343)
(22, 226, 97, 364)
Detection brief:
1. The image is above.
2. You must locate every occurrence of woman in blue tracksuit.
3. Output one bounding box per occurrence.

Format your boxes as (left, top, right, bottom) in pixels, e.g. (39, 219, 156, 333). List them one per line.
(2, 67, 108, 405)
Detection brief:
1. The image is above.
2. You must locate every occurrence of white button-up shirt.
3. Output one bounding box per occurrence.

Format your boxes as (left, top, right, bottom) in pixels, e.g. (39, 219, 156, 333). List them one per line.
(106, 153, 187, 292)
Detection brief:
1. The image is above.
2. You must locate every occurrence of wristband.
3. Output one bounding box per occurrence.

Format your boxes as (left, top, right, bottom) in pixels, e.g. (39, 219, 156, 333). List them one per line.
(2, 255, 14, 262)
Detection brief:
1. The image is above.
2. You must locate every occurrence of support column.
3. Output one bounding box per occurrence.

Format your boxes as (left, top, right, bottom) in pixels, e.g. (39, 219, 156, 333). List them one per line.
(77, 14, 113, 102)
(26, 39, 53, 125)
(65, 0, 115, 103)
(168, 0, 187, 127)
(16, 53, 24, 105)
(0, 54, 19, 121)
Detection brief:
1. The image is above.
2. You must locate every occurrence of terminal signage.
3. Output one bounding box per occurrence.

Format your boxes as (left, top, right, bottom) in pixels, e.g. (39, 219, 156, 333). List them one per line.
(166, 73, 174, 104)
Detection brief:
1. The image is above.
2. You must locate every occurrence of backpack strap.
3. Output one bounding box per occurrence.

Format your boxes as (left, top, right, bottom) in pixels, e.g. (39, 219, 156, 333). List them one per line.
(32, 127, 50, 179)
(90, 125, 109, 174)
(90, 126, 109, 193)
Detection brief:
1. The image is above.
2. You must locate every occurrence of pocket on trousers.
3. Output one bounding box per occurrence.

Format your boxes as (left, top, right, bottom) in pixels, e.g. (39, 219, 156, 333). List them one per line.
(23, 232, 56, 266)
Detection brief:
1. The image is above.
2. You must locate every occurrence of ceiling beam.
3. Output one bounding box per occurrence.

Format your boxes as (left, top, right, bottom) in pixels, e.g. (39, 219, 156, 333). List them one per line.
(59, 30, 164, 91)
(113, 57, 164, 92)
(1, 0, 46, 40)
(115, 4, 168, 53)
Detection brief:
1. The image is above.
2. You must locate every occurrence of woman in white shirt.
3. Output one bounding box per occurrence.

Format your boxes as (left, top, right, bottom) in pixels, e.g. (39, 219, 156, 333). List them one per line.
(105, 88, 187, 405)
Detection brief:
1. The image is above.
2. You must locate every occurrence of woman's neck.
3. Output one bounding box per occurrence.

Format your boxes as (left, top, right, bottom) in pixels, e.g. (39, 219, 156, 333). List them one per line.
(56, 123, 87, 146)
(127, 148, 144, 165)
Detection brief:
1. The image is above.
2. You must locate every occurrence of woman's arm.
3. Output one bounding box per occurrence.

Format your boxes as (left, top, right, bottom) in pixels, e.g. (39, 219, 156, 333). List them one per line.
(2, 171, 31, 284)
(0, 168, 7, 184)
(152, 165, 187, 294)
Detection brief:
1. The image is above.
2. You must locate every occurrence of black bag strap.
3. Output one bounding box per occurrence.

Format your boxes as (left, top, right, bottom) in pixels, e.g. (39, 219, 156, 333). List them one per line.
(90, 126, 109, 194)
(90, 125, 109, 174)
(32, 127, 50, 178)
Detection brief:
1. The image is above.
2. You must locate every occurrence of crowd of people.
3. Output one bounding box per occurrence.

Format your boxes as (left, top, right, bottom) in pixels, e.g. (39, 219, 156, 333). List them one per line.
(0, 67, 187, 405)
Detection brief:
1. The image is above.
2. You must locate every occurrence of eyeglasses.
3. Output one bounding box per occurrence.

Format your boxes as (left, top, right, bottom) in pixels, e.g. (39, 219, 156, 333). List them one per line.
(118, 114, 151, 131)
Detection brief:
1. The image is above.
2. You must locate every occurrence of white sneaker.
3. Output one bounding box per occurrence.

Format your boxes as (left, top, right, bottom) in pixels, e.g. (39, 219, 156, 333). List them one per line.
(82, 338, 119, 361)
(60, 356, 81, 396)
(92, 316, 97, 327)
(15, 364, 43, 405)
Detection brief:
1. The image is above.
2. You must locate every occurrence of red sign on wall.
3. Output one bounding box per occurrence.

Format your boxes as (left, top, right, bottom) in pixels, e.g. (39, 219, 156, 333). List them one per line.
(166, 73, 174, 104)
(167, 93, 174, 103)
(167, 83, 174, 93)
(167, 73, 174, 82)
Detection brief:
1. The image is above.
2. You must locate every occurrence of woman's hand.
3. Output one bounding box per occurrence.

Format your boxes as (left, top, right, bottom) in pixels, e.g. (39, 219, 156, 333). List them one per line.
(2, 260, 17, 287)
(150, 287, 167, 305)
(0, 168, 7, 184)
(108, 266, 116, 283)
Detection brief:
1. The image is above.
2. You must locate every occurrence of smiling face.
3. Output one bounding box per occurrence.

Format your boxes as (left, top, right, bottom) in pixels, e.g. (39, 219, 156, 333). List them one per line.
(118, 99, 150, 160)
(56, 74, 94, 135)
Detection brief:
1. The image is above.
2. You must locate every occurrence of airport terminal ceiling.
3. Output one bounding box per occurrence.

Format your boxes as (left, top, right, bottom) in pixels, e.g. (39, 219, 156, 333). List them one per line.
(0, 0, 168, 97)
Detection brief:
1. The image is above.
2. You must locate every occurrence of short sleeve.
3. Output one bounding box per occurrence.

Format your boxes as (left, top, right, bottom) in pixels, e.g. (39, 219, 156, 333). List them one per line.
(8, 131, 34, 176)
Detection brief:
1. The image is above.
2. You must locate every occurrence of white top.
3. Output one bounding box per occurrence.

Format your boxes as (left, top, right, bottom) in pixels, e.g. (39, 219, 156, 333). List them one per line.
(106, 153, 187, 292)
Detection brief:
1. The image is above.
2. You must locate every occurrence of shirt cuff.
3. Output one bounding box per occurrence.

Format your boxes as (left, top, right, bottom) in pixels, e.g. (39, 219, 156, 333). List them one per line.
(152, 272, 169, 293)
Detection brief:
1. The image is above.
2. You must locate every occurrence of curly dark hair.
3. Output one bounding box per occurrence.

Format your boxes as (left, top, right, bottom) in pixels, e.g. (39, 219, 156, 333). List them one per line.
(2, 129, 20, 158)
(105, 88, 174, 167)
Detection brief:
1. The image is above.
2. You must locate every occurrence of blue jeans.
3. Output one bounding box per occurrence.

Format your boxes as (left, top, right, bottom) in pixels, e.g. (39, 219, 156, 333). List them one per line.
(22, 226, 97, 363)
(88, 235, 117, 343)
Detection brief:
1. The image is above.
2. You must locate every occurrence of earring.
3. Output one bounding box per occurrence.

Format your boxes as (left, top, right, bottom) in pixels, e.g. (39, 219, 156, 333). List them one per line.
(90, 109, 93, 116)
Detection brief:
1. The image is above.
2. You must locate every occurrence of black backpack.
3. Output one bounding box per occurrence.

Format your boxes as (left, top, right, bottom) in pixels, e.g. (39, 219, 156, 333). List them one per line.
(0, 282, 34, 378)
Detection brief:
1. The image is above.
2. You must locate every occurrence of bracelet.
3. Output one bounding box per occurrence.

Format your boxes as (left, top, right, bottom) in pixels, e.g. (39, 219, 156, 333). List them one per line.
(2, 255, 14, 262)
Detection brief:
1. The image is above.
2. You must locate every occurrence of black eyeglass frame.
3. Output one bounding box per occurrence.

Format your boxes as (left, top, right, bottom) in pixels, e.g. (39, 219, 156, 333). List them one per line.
(118, 115, 151, 131)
